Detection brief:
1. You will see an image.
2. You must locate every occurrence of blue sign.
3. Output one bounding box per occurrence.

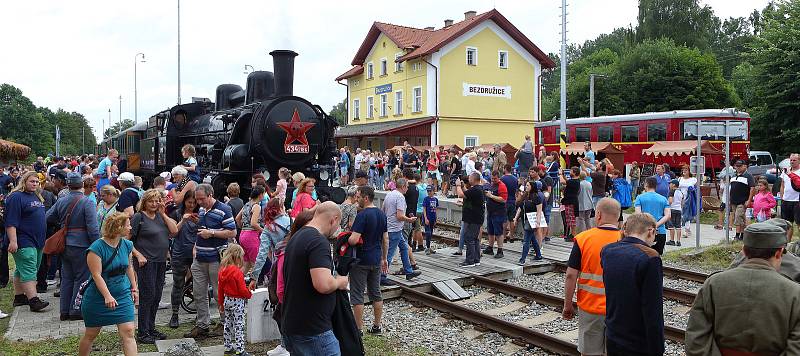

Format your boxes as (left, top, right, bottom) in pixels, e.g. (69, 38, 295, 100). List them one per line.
(375, 84, 392, 94)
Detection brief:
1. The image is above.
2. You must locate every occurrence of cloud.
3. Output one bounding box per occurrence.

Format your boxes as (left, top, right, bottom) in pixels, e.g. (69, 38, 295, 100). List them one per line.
(0, 0, 768, 141)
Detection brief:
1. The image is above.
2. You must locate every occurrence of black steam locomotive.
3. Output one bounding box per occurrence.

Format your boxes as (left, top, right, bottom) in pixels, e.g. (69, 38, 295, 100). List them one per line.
(100, 50, 345, 203)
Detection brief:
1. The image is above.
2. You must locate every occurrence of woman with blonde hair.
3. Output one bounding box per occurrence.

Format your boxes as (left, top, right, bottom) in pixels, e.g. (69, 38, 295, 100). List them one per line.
(79, 212, 139, 356)
(290, 178, 317, 218)
(97, 185, 120, 231)
(130, 189, 178, 344)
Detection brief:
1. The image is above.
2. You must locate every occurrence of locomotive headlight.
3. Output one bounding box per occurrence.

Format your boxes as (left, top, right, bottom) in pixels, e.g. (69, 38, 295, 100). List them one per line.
(319, 169, 330, 182)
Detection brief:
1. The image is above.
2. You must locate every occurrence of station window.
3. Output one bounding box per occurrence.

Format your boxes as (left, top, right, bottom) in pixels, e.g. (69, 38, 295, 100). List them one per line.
(367, 62, 374, 79)
(380, 58, 388, 76)
(395, 91, 403, 115)
(395, 53, 403, 72)
(647, 123, 667, 141)
(466, 47, 478, 66)
(367, 96, 374, 119)
(465, 136, 479, 147)
(575, 127, 591, 143)
(413, 87, 422, 113)
(622, 125, 639, 142)
(498, 50, 508, 69)
(597, 126, 613, 142)
(353, 99, 360, 120)
(379, 94, 388, 117)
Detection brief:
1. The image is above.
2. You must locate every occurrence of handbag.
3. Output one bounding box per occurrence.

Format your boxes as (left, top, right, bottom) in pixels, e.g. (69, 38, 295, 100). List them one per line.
(43, 196, 84, 255)
(73, 241, 122, 310)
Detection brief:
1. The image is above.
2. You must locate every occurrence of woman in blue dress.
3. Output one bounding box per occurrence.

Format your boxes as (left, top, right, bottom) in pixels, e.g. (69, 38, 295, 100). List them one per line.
(79, 212, 139, 356)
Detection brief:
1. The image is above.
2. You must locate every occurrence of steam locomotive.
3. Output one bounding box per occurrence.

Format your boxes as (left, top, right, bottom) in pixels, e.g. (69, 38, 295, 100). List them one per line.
(99, 50, 345, 203)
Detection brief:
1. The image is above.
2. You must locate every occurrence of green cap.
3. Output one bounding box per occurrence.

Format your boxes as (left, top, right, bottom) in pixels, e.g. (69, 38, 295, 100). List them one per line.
(743, 222, 787, 248)
(765, 218, 791, 233)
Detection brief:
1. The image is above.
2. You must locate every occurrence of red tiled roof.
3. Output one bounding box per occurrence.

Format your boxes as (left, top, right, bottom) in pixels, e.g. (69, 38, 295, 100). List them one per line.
(344, 9, 555, 73)
(335, 65, 363, 81)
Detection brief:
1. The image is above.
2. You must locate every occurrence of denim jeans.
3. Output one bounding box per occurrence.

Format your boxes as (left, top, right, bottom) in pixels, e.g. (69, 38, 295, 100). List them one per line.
(463, 223, 481, 264)
(520, 228, 542, 261)
(283, 329, 340, 356)
(458, 221, 466, 251)
(61, 245, 89, 316)
(387, 231, 412, 274)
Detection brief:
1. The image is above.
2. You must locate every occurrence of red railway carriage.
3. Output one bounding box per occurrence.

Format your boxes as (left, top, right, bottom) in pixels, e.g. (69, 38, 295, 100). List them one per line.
(534, 109, 750, 168)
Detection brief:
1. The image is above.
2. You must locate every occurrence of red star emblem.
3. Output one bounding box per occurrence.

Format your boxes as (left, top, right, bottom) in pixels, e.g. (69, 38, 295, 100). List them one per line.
(277, 108, 315, 146)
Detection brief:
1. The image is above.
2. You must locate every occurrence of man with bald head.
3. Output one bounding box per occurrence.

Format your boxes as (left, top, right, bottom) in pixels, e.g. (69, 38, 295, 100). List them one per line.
(281, 201, 349, 355)
(562, 198, 622, 356)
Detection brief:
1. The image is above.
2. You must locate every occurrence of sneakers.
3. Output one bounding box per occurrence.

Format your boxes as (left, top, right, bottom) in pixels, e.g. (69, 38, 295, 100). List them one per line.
(544, 236, 551, 242)
(405, 271, 421, 280)
(411, 264, 420, 271)
(151, 329, 167, 340)
(137, 332, 156, 344)
(517, 260, 526, 266)
(169, 313, 180, 329)
(425, 248, 432, 255)
(666, 240, 676, 246)
(483, 247, 494, 255)
(366, 324, 382, 335)
(46, 279, 57, 286)
(28, 297, 49, 312)
(532, 256, 544, 261)
(183, 325, 209, 339)
(0, 310, 8, 319)
(158, 301, 170, 309)
(494, 249, 504, 259)
(379, 279, 396, 286)
(451, 250, 463, 256)
(13, 294, 28, 307)
(459, 262, 477, 267)
(267, 344, 291, 356)
(676, 241, 682, 246)
(36, 285, 47, 294)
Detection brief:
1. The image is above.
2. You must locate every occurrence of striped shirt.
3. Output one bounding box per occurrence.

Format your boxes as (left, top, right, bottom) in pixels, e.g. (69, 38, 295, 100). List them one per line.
(195, 200, 236, 262)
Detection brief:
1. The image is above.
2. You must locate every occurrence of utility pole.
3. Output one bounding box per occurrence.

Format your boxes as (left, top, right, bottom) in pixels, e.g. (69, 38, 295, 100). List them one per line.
(108, 109, 111, 138)
(695, 120, 702, 249)
(589, 73, 606, 118)
(177, 0, 182, 105)
(119, 95, 122, 134)
(559, 0, 568, 168)
(82, 125, 85, 154)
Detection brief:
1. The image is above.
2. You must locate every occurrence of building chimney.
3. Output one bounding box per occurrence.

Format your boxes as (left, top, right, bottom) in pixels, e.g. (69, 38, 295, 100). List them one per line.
(424, 26, 435, 31)
(444, 19, 454, 27)
(464, 11, 476, 20)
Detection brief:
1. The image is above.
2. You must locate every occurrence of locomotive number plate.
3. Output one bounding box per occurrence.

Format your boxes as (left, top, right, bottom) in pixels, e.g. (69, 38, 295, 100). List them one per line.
(285, 144, 310, 154)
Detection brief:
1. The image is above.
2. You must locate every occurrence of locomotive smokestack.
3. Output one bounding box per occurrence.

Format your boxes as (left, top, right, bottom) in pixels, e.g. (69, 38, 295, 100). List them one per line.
(270, 50, 298, 97)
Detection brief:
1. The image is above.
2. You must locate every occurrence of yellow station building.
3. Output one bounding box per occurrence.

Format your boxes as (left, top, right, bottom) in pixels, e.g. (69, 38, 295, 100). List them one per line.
(335, 9, 556, 151)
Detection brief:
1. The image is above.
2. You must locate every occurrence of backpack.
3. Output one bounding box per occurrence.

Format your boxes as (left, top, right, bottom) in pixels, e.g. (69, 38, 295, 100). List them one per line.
(333, 231, 361, 276)
(684, 185, 698, 218)
(788, 171, 800, 192)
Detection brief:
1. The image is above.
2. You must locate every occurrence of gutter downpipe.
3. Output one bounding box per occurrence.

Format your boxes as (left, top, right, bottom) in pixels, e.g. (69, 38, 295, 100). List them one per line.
(337, 80, 349, 146)
(423, 58, 439, 146)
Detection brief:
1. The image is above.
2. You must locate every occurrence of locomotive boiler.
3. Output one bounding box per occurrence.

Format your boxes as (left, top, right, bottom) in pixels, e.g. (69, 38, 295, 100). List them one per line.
(104, 50, 345, 203)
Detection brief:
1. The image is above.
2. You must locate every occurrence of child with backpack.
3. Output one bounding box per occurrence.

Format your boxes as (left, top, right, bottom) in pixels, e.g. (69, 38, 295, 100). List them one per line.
(217, 245, 252, 356)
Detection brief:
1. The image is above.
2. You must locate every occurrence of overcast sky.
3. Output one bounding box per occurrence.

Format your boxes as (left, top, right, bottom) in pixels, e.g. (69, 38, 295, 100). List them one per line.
(0, 0, 768, 141)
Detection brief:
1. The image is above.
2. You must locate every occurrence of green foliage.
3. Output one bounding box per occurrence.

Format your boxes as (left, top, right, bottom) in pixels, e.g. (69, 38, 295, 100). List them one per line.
(0, 84, 97, 158)
(636, 0, 718, 50)
(329, 98, 347, 126)
(103, 119, 135, 140)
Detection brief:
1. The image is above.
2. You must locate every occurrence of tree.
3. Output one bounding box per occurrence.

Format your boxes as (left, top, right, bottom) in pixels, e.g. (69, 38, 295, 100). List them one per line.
(103, 119, 135, 140)
(745, 0, 800, 154)
(0, 84, 54, 156)
(329, 98, 347, 126)
(636, 0, 718, 50)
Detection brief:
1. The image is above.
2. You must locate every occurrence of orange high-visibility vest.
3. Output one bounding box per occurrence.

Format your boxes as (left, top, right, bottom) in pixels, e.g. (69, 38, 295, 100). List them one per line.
(574, 226, 621, 315)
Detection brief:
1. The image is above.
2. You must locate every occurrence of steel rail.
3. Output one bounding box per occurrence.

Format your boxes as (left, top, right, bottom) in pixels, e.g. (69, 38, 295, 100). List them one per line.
(397, 284, 580, 355)
(662, 265, 709, 283)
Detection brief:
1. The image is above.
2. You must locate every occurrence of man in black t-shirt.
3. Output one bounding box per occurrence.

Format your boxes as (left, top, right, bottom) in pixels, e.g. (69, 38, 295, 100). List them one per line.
(403, 169, 421, 255)
(282, 202, 348, 355)
(729, 160, 756, 240)
(539, 167, 555, 240)
(116, 172, 140, 217)
(457, 173, 485, 267)
(348, 186, 388, 334)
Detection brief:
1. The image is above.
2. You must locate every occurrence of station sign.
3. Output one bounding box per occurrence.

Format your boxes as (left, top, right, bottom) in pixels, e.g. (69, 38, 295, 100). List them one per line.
(375, 84, 392, 94)
(462, 83, 512, 99)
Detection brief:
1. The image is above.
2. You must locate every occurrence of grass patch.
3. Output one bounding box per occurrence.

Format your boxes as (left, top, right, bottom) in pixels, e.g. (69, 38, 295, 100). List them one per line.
(662, 241, 743, 271)
(364, 334, 428, 356)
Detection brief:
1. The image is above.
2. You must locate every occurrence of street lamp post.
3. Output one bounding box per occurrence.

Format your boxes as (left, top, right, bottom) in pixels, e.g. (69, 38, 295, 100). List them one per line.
(244, 64, 254, 74)
(589, 73, 607, 118)
(119, 95, 122, 134)
(135, 53, 146, 123)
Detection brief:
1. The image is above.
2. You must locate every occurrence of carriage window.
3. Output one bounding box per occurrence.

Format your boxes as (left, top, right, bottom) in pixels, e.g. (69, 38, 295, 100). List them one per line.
(622, 125, 639, 142)
(575, 127, 591, 143)
(647, 123, 666, 141)
(597, 126, 613, 142)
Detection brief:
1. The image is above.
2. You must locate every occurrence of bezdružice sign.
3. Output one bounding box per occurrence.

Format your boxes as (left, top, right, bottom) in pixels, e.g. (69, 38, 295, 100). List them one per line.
(462, 83, 511, 99)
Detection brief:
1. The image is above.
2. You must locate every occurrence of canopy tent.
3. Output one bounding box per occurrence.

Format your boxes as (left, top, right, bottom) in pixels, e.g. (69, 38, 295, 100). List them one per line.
(560, 142, 626, 170)
(477, 143, 518, 161)
(0, 139, 31, 162)
(642, 140, 722, 157)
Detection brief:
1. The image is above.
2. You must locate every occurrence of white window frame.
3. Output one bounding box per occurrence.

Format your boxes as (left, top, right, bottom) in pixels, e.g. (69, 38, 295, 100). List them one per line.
(466, 46, 478, 66)
(394, 90, 403, 115)
(412, 86, 422, 113)
(395, 53, 403, 72)
(367, 62, 374, 79)
(498, 50, 508, 69)
(465, 135, 479, 147)
(379, 93, 388, 117)
(353, 99, 360, 120)
(380, 58, 388, 76)
(367, 96, 374, 118)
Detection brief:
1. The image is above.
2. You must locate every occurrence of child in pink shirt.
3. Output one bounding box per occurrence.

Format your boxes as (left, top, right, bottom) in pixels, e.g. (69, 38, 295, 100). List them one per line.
(752, 179, 776, 222)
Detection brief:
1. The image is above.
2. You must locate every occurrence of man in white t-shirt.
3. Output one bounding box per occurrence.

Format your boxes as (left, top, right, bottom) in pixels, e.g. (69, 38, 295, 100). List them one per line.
(354, 148, 364, 172)
(778, 153, 800, 241)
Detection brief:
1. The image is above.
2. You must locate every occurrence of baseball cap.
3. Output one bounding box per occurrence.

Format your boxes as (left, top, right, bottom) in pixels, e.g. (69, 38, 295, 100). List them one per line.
(426, 185, 433, 192)
(66, 172, 83, 187)
(743, 222, 787, 249)
(118, 172, 135, 183)
(734, 159, 746, 166)
(51, 170, 66, 182)
(670, 179, 680, 186)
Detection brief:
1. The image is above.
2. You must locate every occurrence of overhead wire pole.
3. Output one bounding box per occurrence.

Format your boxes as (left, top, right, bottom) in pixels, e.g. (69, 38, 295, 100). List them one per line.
(177, 0, 181, 105)
(559, 0, 568, 168)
